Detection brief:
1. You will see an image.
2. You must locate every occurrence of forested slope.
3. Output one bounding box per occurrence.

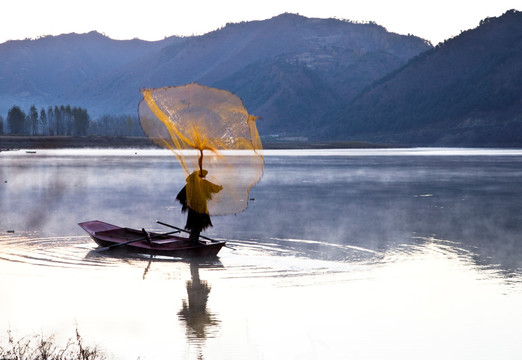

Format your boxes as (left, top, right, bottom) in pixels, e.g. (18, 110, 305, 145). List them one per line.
(321, 10, 522, 146)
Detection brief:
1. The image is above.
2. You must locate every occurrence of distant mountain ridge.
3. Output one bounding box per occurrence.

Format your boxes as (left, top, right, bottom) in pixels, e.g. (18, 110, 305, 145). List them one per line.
(2, 11, 520, 146)
(321, 9, 522, 146)
(0, 13, 430, 138)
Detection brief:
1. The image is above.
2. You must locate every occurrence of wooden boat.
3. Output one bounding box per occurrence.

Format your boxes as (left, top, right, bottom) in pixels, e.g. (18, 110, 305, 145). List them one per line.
(78, 220, 225, 257)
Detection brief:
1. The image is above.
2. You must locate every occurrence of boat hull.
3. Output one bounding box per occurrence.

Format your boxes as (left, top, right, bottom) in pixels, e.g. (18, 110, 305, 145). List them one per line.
(78, 220, 225, 258)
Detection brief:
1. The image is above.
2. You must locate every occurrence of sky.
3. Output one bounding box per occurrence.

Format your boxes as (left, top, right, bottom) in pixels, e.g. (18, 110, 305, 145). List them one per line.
(1, 0, 520, 45)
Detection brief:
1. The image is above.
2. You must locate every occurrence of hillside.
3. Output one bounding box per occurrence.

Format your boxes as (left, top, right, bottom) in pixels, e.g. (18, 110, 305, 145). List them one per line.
(321, 9, 522, 146)
(0, 32, 183, 115)
(63, 14, 430, 136)
(0, 13, 430, 138)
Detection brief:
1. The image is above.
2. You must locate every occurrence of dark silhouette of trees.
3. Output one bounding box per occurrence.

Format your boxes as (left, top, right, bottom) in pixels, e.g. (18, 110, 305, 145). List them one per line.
(3, 104, 92, 136)
(2, 104, 144, 137)
(89, 114, 144, 136)
(7, 106, 26, 134)
(29, 105, 38, 135)
(72, 107, 89, 135)
(47, 106, 53, 135)
(54, 105, 62, 135)
(39, 108, 47, 135)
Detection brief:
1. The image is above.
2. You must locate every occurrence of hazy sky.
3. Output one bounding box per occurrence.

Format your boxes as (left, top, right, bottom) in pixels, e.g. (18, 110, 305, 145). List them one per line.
(1, 0, 520, 45)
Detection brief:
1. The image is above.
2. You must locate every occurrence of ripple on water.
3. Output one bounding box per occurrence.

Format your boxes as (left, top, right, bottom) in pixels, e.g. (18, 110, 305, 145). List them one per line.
(0, 233, 118, 270)
(0, 232, 382, 284)
(202, 236, 383, 286)
(1, 231, 519, 291)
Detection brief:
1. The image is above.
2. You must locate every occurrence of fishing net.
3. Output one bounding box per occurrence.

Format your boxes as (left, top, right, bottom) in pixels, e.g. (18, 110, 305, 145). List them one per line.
(138, 83, 264, 215)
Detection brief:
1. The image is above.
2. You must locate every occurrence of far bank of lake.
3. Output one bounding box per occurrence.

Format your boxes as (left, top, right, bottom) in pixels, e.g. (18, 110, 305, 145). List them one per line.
(1, 135, 397, 150)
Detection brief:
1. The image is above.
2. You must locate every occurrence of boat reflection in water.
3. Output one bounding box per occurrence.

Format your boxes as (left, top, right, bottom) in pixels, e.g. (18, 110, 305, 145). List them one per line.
(178, 260, 220, 354)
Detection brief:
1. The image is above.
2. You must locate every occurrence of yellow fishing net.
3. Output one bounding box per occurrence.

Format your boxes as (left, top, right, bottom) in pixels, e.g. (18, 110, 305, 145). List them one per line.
(138, 83, 264, 215)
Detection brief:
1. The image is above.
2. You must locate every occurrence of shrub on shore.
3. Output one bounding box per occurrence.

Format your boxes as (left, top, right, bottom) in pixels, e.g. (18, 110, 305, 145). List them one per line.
(0, 328, 106, 360)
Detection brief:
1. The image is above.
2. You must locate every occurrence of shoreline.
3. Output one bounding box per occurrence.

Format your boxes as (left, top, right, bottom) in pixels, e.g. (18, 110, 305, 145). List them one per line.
(0, 135, 394, 150)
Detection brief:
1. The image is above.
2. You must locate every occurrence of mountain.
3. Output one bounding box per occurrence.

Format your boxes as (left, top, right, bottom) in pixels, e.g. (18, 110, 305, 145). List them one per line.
(0, 31, 184, 116)
(321, 9, 522, 146)
(0, 13, 430, 138)
(64, 14, 430, 136)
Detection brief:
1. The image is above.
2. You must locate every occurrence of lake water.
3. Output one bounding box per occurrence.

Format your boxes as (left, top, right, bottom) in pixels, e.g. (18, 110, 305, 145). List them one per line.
(1, 148, 522, 359)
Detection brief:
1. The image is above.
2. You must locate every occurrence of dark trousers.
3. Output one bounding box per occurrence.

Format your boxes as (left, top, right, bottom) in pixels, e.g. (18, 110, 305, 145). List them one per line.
(189, 228, 201, 244)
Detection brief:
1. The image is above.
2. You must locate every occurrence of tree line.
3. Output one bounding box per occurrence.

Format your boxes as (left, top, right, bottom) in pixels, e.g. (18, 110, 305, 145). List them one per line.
(0, 105, 144, 137)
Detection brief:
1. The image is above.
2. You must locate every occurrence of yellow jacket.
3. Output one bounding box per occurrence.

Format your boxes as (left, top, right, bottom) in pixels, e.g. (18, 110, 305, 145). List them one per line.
(185, 170, 223, 214)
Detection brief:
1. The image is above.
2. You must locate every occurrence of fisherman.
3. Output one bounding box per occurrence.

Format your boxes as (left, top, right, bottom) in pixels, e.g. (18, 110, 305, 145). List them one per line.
(176, 169, 223, 245)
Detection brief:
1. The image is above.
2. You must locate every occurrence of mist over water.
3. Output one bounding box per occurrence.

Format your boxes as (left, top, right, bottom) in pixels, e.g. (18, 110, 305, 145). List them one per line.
(1, 148, 522, 359)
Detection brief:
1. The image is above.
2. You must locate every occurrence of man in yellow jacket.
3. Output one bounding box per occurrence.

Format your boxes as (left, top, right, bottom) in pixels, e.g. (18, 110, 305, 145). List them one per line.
(176, 169, 223, 245)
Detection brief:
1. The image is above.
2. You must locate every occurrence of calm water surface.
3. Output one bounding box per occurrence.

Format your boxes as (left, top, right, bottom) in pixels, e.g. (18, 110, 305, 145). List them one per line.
(1, 148, 522, 359)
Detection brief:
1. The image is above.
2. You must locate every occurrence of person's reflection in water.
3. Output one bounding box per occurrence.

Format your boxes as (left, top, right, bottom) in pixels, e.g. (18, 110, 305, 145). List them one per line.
(178, 261, 220, 342)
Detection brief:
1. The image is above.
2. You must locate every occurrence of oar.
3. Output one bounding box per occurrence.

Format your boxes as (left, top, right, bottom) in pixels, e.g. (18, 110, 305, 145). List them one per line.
(156, 221, 218, 242)
(94, 229, 180, 252)
(156, 220, 235, 250)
